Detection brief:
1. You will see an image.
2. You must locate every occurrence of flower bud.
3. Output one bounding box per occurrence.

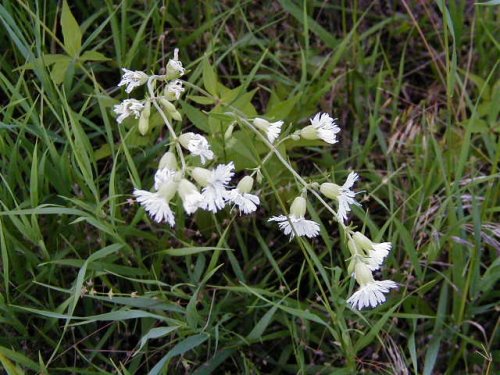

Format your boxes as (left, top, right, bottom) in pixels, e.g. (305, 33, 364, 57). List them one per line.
(159, 97, 177, 113)
(191, 167, 211, 187)
(290, 196, 307, 218)
(320, 182, 341, 200)
(138, 101, 151, 135)
(347, 239, 358, 257)
(171, 110, 182, 121)
(178, 179, 199, 200)
(158, 151, 177, 170)
(354, 261, 374, 286)
(157, 180, 178, 202)
(224, 123, 235, 141)
(165, 48, 185, 80)
(300, 125, 318, 140)
(178, 133, 195, 149)
(353, 232, 373, 252)
(253, 117, 271, 130)
(237, 176, 254, 194)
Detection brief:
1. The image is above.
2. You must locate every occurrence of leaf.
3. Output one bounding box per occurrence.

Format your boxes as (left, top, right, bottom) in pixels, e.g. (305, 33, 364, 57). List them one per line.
(148, 334, 209, 375)
(181, 101, 209, 132)
(202, 56, 218, 96)
(61, 0, 82, 57)
(188, 95, 216, 105)
(79, 50, 110, 62)
(156, 247, 233, 257)
(246, 305, 279, 341)
(50, 60, 69, 85)
(135, 326, 179, 354)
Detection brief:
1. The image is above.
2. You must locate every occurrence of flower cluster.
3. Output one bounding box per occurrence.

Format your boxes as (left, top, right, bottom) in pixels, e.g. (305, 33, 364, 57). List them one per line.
(113, 49, 397, 311)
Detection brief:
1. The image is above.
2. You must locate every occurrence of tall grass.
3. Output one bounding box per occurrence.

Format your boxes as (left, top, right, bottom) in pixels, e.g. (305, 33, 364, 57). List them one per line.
(0, 1, 498, 374)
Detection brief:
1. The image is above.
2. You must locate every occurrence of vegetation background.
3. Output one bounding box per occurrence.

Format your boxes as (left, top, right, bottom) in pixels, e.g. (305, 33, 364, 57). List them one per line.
(0, 0, 498, 374)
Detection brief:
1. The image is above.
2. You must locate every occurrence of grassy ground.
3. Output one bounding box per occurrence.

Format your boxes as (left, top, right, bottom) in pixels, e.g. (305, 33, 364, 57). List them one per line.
(0, 0, 499, 374)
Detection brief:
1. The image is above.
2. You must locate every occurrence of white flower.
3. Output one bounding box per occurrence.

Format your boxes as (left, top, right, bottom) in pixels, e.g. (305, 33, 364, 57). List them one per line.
(268, 196, 320, 240)
(166, 48, 185, 80)
(268, 215, 320, 240)
(114, 99, 144, 124)
(253, 118, 284, 144)
(228, 190, 260, 214)
(118, 68, 148, 93)
(347, 261, 397, 310)
(310, 112, 340, 144)
(154, 168, 178, 191)
(164, 79, 185, 101)
(366, 242, 392, 270)
(133, 189, 175, 226)
(133, 167, 179, 227)
(227, 176, 259, 215)
(320, 171, 360, 223)
(177, 179, 204, 214)
(347, 280, 398, 310)
(192, 162, 235, 213)
(179, 133, 214, 165)
(352, 232, 392, 271)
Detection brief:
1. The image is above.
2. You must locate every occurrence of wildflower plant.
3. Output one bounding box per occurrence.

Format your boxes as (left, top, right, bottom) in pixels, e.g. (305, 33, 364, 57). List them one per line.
(113, 49, 398, 311)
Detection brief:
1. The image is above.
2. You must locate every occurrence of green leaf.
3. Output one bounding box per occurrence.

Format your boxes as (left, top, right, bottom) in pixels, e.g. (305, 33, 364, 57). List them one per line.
(148, 334, 209, 375)
(156, 247, 233, 257)
(136, 326, 179, 354)
(61, 0, 82, 57)
(50, 60, 69, 85)
(181, 101, 209, 132)
(79, 50, 110, 62)
(202, 56, 218, 96)
(188, 95, 216, 105)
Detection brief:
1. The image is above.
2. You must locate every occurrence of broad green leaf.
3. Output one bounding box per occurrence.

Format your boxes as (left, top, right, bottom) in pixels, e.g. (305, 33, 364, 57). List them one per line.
(50, 60, 69, 84)
(79, 50, 110, 62)
(61, 1, 82, 56)
(202, 57, 218, 96)
(181, 101, 209, 132)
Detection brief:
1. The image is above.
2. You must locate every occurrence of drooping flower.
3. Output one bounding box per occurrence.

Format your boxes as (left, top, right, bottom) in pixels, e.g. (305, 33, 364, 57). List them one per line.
(300, 112, 340, 144)
(347, 262, 397, 310)
(177, 179, 204, 214)
(269, 196, 320, 240)
(191, 162, 235, 213)
(164, 79, 185, 101)
(179, 133, 214, 165)
(253, 118, 284, 144)
(165, 48, 185, 80)
(133, 168, 179, 226)
(118, 69, 149, 93)
(227, 176, 260, 215)
(320, 171, 360, 223)
(113, 99, 144, 124)
(352, 231, 392, 271)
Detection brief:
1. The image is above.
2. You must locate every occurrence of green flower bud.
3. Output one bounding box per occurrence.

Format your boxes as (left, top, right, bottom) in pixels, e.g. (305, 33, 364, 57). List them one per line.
(237, 176, 254, 194)
(138, 101, 151, 135)
(224, 123, 235, 141)
(170, 110, 182, 122)
(354, 261, 374, 286)
(158, 151, 177, 170)
(253, 117, 271, 131)
(300, 125, 319, 140)
(290, 196, 307, 218)
(159, 98, 177, 113)
(320, 182, 341, 200)
(191, 167, 211, 187)
(157, 180, 178, 202)
(353, 232, 373, 252)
